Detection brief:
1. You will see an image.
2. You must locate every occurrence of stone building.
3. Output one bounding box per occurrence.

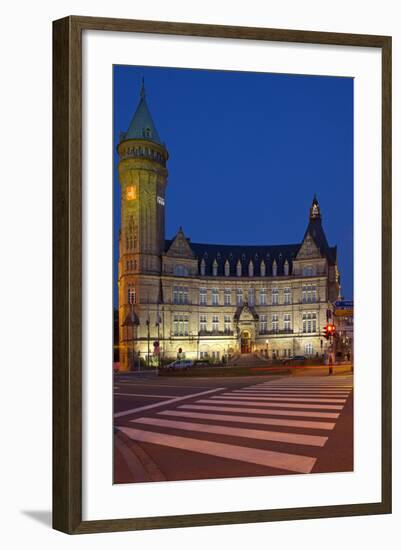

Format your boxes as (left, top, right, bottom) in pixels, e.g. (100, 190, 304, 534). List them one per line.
(117, 84, 341, 371)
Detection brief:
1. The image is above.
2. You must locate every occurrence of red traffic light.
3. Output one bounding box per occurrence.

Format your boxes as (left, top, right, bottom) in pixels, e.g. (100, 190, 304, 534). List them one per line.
(323, 324, 336, 339)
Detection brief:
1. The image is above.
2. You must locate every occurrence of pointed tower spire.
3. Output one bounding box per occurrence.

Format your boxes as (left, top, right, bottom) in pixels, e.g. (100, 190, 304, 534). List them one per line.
(121, 80, 162, 144)
(140, 77, 146, 99)
(309, 194, 321, 220)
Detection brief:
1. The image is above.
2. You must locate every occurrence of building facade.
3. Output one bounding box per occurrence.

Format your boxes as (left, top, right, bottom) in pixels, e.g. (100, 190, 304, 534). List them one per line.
(117, 85, 341, 371)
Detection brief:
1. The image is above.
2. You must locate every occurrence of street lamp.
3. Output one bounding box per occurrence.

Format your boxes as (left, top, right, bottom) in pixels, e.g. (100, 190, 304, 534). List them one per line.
(265, 339, 269, 359)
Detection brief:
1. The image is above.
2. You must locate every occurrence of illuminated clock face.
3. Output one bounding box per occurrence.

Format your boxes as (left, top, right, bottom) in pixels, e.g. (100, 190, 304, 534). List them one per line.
(126, 186, 136, 201)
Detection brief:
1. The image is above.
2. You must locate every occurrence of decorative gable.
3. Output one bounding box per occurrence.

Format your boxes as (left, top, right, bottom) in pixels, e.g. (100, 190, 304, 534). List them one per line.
(166, 228, 195, 259)
(296, 233, 322, 260)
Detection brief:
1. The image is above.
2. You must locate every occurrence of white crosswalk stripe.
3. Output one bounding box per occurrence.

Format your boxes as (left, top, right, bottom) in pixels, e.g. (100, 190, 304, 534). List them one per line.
(118, 375, 353, 474)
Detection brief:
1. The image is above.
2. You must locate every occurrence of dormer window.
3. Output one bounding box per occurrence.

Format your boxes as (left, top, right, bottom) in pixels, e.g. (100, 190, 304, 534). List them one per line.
(200, 258, 206, 276)
(212, 259, 218, 277)
(272, 260, 278, 277)
(248, 260, 254, 277)
(144, 127, 152, 138)
(236, 260, 242, 277)
(284, 260, 289, 276)
(224, 260, 230, 277)
(260, 260, 266, 277)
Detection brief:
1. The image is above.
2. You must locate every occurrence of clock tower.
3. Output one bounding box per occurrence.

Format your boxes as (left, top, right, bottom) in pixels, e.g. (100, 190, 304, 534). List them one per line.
(117, 81, 169, 370)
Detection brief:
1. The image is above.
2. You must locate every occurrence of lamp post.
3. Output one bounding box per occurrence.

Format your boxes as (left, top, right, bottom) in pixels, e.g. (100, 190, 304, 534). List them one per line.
(265, 339, 269, 359)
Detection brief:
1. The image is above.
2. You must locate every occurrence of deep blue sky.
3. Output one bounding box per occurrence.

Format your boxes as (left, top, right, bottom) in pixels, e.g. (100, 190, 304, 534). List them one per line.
(113, 65, 353, 304)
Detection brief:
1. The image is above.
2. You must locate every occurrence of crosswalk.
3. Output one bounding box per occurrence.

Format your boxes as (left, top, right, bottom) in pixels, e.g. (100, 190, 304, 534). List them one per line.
(117, 376, 353, 476)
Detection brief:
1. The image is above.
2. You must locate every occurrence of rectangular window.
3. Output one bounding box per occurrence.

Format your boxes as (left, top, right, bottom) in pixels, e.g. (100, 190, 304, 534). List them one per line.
(259, 288, 267, 305)
(224, 315, 231, 334)
(302, 312, 317, 333)
(224, 288, 231, 305)
(248, 288, 255, 306)
(199, 314, 207, 333)
(284, 313, 291, 332)
(212, 315, 219, 333)
(284, 287, 291, 305)
(272, 314, 279, 333)
(305, 343, 314, 356)
(199, 287, 207, 305)
(237, 288, 243, 306)
(259, 314, 267, 335)
(302, 285, 317, 303)
(173, 286, 188, 305)
(173, 314, 189, 336)
(212, 288, 219, 306)
(272, 288, 279, 305)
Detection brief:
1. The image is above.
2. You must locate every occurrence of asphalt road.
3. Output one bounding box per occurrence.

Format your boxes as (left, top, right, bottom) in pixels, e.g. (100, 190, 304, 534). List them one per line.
(113, 371, 354, 484)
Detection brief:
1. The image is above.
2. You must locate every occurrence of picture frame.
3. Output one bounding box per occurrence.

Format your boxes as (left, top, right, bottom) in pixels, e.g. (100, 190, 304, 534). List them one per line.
(52, 15, 392, 534)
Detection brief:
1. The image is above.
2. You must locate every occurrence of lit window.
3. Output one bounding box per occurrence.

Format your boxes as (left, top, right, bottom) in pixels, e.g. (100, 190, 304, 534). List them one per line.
(126, 186, 136, 201)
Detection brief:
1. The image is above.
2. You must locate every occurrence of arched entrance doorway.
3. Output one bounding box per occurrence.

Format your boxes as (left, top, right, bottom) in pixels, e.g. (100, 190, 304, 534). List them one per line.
(241, 330, 252, 353)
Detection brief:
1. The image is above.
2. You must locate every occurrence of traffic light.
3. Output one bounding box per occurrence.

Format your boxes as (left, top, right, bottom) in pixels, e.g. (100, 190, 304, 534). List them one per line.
(323, 324, 336, 340)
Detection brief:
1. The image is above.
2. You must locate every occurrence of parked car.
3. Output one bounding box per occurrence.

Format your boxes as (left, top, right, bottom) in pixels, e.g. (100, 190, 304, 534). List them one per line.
(166, 359, 194, 371)
(282, 355, 307, 365)
(194, 359, 211, 367)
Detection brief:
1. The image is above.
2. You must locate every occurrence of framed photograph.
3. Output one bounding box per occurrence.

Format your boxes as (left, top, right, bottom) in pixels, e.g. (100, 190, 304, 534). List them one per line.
(53, 16, 391, 534)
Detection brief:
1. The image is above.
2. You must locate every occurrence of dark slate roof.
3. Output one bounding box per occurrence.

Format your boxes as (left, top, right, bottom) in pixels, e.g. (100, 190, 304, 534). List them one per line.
(121, 85, 162, 145)
(165, 239, 301, 277)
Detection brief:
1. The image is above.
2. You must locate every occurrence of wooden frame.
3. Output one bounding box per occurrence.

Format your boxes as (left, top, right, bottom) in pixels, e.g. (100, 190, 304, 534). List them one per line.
(53, 15, 392, 534)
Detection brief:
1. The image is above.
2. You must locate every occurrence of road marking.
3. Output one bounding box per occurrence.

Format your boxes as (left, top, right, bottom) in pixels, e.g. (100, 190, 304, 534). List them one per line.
(180, 404, 339, 419)
(114, 393, 178, 398)
(230, 392, 350, 398)
(113, 387, 225, 419)
(114, 383, 219, 389)
(118, 427, 317, 473)
(131, 417, 328, 447)
(214, 396, 346, 403)
(160, 409, 336, 430)
(233, 389, 350, 394)
(206, 398, 343, 410)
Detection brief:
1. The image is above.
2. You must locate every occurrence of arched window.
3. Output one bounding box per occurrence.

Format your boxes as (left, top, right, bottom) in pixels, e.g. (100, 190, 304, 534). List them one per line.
(200, 259, 206, 276)
(236, 260, 242, 277)
(128, 286, 136, 305)
(248, 260, 254, 277)
(284, 260, 289, 276)
(272, 260, 278, 277)
(260, 260, 266, 277)
(212, 259, 218, 276)
(303, 265, 316, 276)
(224, 260, 230, 277)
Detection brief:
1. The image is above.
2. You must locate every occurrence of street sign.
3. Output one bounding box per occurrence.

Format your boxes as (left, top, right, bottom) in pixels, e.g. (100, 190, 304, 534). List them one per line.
(334, 300, 353, 309)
